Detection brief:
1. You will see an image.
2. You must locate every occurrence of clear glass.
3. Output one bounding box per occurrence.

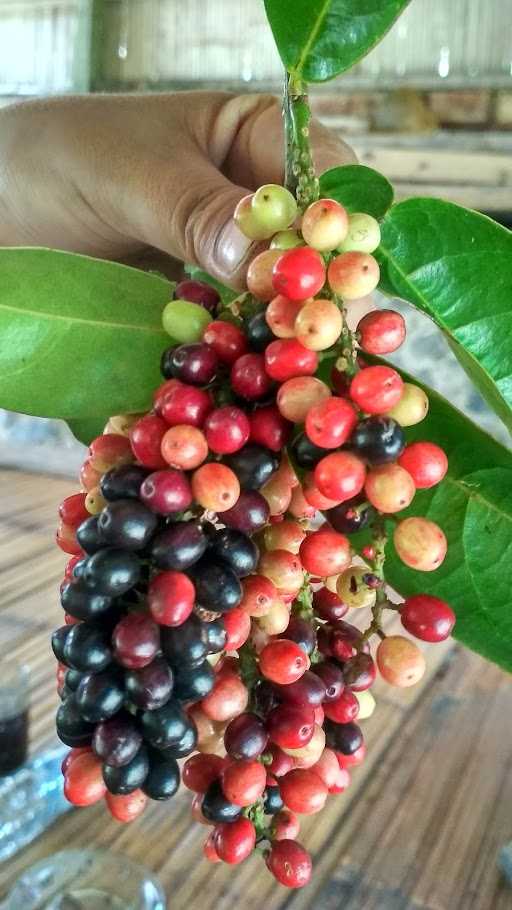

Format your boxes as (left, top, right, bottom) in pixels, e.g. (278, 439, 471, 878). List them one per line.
(1, 850, 166, 910)
(0, 660, 30, 775)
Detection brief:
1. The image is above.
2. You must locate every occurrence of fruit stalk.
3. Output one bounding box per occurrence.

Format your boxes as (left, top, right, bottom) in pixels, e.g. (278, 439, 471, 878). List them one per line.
(283, 72, 319, 211)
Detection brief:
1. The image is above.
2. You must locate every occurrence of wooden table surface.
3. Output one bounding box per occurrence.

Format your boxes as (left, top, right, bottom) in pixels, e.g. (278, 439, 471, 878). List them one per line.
(0, 468, 511, 910)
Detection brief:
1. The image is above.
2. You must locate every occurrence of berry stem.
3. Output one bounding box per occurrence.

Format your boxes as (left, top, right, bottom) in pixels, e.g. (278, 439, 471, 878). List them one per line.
(358, 516, 389, 648)
(283, 72, 319, 210)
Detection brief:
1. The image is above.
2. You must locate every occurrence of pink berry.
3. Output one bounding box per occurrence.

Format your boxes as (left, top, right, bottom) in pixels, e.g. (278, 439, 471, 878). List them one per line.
(247, 249, 283, 300)
(357, 309, 406, 355)
(401, 594, 455, 643)
(398, 442, 448, 489)
(112, 613, 160, 669)
(305, 396, 358, 449)
(272, 247, 326, 301)
(350, 366, 403, 415)
(266, 295, 305, 338)
(328, 251, 380, 299)
(191, 462, 240, 512)
(364, 463, 415, 514)
(204, 406, 250, 454)
(277, 376, 331, 423)
(377, 635, 426, 688)
(160, 425, 208, 470)
(393, 516, 447, 571)
(314, 452, 366, 503)
(301, 198, 349, 252)
(222, 759, 267, 806)
(299, 528, 351, 578)
(203, 321, 248, 365)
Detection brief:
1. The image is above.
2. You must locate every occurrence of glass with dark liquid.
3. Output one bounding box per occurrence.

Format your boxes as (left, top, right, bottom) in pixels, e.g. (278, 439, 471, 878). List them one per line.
(0, 660, 29, 774)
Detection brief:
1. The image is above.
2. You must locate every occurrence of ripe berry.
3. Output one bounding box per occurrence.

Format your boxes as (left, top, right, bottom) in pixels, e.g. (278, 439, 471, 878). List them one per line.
(249, 404, 291, 452)
(151, 521, 207, 571)
(92, 713, 143, 767)
(213, 817, 256, 865)
(62, 623, 112, 674)
(247, 249, 283, 300)
(202, 779, 243, 824)
(124, 657, 174, 712)
(336, 742, 366, 769)
(325, 495, 374, 534)
(291, 432, 328, 469)
(98, 499, 158, 548)
(266, 839, 312, 888)
(182, 753, 225, 792)
(328, 251, 380, 299)
(273, 671, 326, 708)
(339, 211, 381, 254)
(160, 425, 208, 470)
(141, 699, 190, 749)
(226, 444, 278, 491)
(162, 342, 218, 385)
(365, 463, 416, 513)
(343, 653, 377, 692)
(223, 608, 251, 650)
(285, 616, 318, 656)
(314, 451, 366, 503)
(203, 321, 248, 365)
(295, 298, 343, 351)
(139, 470, 193, 515)
(280, 768, 328, 815)
(350, 366, 403, 415)
(336, 566, 377, 610)
(201, 673, 249, 723)
(148, 570, 195, 626)
(350, 416, 405, 465)
(246, 309, 276, 351)
(191, 462, 240, 512)
(224, 712, 268, 760)
(264, 338, 318, 382)
(299, 528, 351, 578)
(272, 247, 326, 301)
(160, 616, 208, 667)
(60, 580, 112, 622)
(259, 639, 309, 685)
(266, 295, 305, 338)
(113, 613, 160, 669)
(75, 668, 125, 723)
(377, 635, 426, 687)
(221, 490, 269, 533)
(264, 784, 284, 814)
(277, 376, 331, 423)
(272, 810, 301, 841)
(101, 464, 149, 501)
(207, 528, 259, 577)
(103, 745, 150, 795)
(106, 789, 148, 823)
(393, 517, 447, 571)
(305, 397, 358, 449)
(313, 587, 348, 623)
(59, 493, 89, 529)
(89, 434, 133, 473)
(231, 352, 273, 400)
(173, 278, 220, 314)
(267, 705, 315, 750)
(301, 198, 349, 251)
(398, 442, 448, 489)
(222, 759, 267, 806)
(64, 752, 106, 806)
(204, 406, 250, 454)
(401, 594, 455, 642)
(323, 689, 359, 724)
(192, 558, 243, 612)
(159, 382, 212, 428)
(324, 720, 363, 755)
(387, 382, 429, 426)
(357, 309, 406, 355)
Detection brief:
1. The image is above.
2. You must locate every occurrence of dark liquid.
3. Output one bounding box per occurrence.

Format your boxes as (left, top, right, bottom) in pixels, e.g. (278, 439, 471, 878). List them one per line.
(0, 709, 29, 774)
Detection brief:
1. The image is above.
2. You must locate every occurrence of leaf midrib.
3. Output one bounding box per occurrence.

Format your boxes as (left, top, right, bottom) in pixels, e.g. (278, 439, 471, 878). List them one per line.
(0, 301, 165, 334)
(293, 0, 331, 77)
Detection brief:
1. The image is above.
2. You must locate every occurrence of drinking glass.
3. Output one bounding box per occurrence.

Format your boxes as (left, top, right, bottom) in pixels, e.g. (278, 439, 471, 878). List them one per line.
(0, 660, 30, 775)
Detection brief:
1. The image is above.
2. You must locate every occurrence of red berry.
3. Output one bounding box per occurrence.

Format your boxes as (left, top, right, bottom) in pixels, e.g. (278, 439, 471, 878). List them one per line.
(213, 817, 256, 864)
(350, 366, 403, 415)
(266, 295, 305, 338)
(323, 689, 360, 723)
(59, 493, 88, 529)
(224, 713, 268, 760)
(329, 764, 351, 794)
(299, 528, 351, 578)
(64, 752, 106, 807)
(313, 587, 348, 623)
(112, 613, 160, 669)
(357, 309, 406, 355)
(259, 640, 310, 685)
(272, 810, 300, 841)
(129, 415, 168, 469)
(398, 442, 448, 489)
(160, 383, 212, 427)
(140, 469, 193, 514)
(148, 571, 195, 627)
(272, 247, 326, 301)
(105, 789, 148, 823)
(266, 839, 312, 888)
(222, 759, 267, 806)
(239, 574, 279, 617)
(201, 674, 249, 722)
(272, 671, 326, 708)
(311, 748, 340, 789)
(280, 768, 328, 815)
(231, 353, 273, 400)
(89, 434, 132, 473)
(314, 662, 345, 702)
(203, 832, 221, 864)
(204, 406, 250, 455)
(182, 753, 225, 793)
(305, 397, 358, 449)
(314, 452, 366, 503)
(203, 321, 248, 365)
(223, 608, 251, 650)
(61, 746, 92, 775)
(56, 521, 82, 556)
(343, 653, 377, 692)
(267, 704, 315, 749)
(79, 459, 102, 492)
(264, 339, 318, 382)
(401, 594, 455, 643)
(160, 425, 208, 470)
(336, 743, 366, 768)
(191, 463, 240, 512)
(153, 378, 181, 416)
(267, 745, 295, 777)
(249, 404, 291, 452)
(174, 278, 220, 313)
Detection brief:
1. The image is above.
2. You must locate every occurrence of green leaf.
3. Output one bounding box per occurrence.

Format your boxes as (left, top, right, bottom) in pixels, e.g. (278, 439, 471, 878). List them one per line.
(67, 416, 109, 446)
(184, 265, 238, 306)
(0, 248, 173, 419)
(377, 198, 512, 433)
(319, 165, 394, 219)
(264, 0, 411, 83)
(381, 379, 512, 672)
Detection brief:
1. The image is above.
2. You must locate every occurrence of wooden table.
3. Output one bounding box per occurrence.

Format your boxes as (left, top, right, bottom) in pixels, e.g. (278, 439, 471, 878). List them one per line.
(0, 468, 511, 909)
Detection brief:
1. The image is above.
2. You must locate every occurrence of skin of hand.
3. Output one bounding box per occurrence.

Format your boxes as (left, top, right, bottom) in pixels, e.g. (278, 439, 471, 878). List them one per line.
(0, 92, 355, 288)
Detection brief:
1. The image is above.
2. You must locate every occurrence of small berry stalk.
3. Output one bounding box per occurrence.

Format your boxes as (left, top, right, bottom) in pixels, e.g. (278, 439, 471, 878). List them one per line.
(51, 102, 454, 891)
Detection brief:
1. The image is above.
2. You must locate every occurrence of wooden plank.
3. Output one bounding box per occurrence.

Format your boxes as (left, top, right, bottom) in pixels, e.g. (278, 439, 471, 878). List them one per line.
(354, 146, 512, 188)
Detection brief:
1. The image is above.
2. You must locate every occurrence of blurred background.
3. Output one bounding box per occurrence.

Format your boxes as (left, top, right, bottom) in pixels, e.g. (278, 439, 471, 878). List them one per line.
(0, 3, 511, 909)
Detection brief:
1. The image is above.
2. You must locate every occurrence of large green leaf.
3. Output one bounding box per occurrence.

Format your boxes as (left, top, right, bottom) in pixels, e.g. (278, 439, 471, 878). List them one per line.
(381, 381, 512, 672)
(377, 199, 512, 433)
(264, 0, 411, 82)
(319, 165, 394, 219)
(67, 416, 109, 446)
(0, 248, 173, 419)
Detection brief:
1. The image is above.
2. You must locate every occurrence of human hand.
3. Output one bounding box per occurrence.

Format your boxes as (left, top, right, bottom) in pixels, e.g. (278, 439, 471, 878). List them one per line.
(0, 92, 355, 288)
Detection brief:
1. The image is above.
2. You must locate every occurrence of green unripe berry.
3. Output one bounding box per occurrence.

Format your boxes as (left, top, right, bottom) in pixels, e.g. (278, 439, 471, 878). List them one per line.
(251, 184, 298, 237)
(354, 689, 376, 719)
(270, 230, 304, 250)
(234, 194, 267, 241)
(338, 213, 381, 254)
(162, 299, 212, 342)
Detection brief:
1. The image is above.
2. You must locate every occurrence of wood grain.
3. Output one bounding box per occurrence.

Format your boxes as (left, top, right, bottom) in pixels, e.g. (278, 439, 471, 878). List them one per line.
(0, 469, 510, 909)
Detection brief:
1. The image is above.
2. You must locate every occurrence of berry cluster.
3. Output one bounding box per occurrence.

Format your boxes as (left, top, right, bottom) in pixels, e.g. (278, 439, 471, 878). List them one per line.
(53, 184, 455, 889)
